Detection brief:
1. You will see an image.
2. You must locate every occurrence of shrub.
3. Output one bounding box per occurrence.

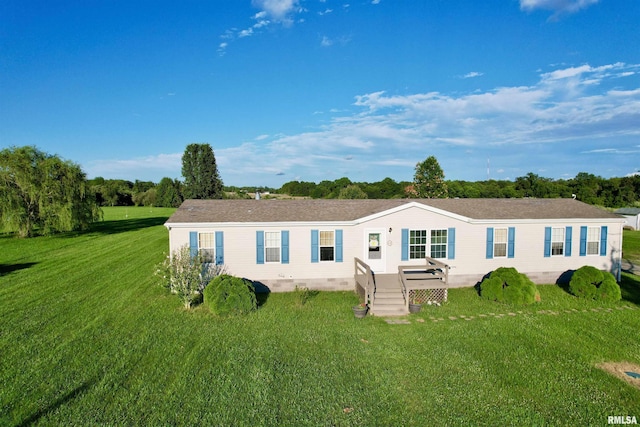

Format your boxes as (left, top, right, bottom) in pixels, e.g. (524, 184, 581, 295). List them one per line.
(569, 266, 621, 302)
(480, 267, 538, 305)
(204, 274, 257, 316)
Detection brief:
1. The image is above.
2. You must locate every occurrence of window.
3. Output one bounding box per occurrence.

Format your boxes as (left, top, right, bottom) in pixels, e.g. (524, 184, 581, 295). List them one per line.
(494, 228, 508, 258)
(265, 231, 281, 263)
(430, 229, 447, 259)
(587, 227, 600, 255)
(198, 232, 215, 263)
(551, 227, 564, 256)
(320, 231, 335, 261)
(409, 230, 427, 259)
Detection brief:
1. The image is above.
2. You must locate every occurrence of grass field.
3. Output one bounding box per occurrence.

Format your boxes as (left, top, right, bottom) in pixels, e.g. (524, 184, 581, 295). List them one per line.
(1, 207, 639, 426)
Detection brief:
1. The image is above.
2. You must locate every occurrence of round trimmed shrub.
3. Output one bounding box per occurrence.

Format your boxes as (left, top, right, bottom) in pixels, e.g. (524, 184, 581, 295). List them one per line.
(479, 276, 503, 302)
(204, 274, 257, 316)
(480, 267, 538, 305)
(569, 266, 621, 302)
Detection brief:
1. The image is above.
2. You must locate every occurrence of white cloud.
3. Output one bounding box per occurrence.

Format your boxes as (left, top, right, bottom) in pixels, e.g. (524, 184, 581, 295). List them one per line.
(234, 62, 640, 182)
(252, 0, 300, 22)
(321, 36, 333, 47)
(462, 71, 483, 79)
(520, 0, 599, 13)
(90, 63, 640, 185)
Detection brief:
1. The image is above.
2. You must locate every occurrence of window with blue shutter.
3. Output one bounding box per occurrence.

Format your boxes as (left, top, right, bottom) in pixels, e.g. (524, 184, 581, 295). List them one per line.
(335, 229, 343, 262)
(401, 229, 409, 261)
(565, 226, 572, 257)
(486, 228, 494, 259)
(544, 227, 552, 257)
(281, 230, 289, 264)
(256, 231, 265, 264)
(215, 231, 224, 265)
(311, 230, 319, 263)
(579, 226, 587, 256)
(189, 231, 198, 258)
(507, 227, 515, 258)
(447, 228, 455, 260)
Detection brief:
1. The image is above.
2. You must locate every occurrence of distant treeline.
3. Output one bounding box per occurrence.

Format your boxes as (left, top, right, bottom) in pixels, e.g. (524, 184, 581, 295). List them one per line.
(89, 172, 640, 208)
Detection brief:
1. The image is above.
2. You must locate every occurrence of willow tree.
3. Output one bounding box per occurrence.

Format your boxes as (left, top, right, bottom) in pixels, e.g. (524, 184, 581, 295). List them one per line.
(181, 143, 223, 199)
(412, 155, 448, 198)
(0, 146, 101, 237)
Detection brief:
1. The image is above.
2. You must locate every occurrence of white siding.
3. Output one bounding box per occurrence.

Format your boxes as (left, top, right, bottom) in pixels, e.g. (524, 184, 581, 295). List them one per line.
(167, 204, 624, 291)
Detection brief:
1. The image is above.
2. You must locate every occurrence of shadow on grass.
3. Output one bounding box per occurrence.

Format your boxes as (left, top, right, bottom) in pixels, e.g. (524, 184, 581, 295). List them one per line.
(0, 262, 37, 276)
(555, 269, 575, 294)
(17, 379, 94, 427)
(250, 280, 271, 308)
(88, 217, 169, 235)
(620, 273, 640, 306)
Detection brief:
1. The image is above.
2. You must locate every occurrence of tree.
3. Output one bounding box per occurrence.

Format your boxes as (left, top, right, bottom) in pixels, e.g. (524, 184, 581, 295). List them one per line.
(412, 155, 448, 198)
(156, 177, 183, 207)
(0, 146, 101, 237)
(338, 184, 368, 199)
(156, 244, 225, 309)
(181, 143, 223, 199)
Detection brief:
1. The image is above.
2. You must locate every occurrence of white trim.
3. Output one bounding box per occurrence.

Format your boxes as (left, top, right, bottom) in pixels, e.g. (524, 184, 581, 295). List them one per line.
(318, 229, 335, 262)
(166, 217, 624, 229)
(364, 228, 386, 273)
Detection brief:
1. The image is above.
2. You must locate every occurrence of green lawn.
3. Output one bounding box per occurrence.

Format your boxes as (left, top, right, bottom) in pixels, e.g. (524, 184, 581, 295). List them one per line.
(1, 208, 639, 426)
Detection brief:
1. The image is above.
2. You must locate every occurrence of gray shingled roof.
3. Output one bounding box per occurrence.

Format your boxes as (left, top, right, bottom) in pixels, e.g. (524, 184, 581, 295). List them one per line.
(165, 198, 621, 224)
(615, 207, 640, 215)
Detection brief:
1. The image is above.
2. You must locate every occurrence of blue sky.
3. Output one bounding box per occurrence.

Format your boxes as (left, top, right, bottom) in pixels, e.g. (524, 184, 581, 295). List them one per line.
(1, 0, 639, 187)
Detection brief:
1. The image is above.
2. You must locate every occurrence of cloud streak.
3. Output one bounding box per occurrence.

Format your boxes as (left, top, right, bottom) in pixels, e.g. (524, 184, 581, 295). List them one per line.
(519, 0, 599, 19)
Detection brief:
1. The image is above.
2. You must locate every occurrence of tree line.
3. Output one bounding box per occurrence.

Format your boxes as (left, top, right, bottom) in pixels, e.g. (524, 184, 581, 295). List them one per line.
(92, 169, 640, 209)
(3, 145, 639, 237)
(278, 172, 640, 207)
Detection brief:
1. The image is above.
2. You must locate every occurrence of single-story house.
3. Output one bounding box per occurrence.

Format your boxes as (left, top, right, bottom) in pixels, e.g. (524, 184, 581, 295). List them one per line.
(614, 207, 640, 230)
(164, 198, 624, 294)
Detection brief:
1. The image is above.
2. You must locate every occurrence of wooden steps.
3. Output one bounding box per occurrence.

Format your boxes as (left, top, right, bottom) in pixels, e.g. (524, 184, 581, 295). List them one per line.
(370, 274, 408, 316)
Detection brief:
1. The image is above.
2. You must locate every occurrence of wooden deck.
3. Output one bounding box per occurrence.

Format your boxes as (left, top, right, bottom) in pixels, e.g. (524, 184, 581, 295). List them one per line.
(354, 257, 449, 316)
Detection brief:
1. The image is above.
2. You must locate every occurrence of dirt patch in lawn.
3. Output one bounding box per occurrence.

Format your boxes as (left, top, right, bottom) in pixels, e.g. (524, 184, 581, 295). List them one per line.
(597, 361, 640, 390)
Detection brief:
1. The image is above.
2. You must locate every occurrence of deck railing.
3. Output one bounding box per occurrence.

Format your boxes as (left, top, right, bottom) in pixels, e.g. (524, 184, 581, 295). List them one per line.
(354, 257, 376, 307)
(398, 257, 449, 309)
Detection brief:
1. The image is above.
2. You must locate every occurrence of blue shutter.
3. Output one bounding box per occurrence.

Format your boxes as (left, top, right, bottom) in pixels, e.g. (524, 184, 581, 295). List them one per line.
(544, 227, 552, 257)
(447, 228, 455, 260)
(215, 231, 224, 265)
(281, 230, 289, 264)
(311, 230, 319, 263)
(580, 226, 587, 256)
(256, 231, 264, 264)
(401, 229, 409, 261)
(189, 231, 198, 258)
(600, 226, 607, 256)
(507, 227, 515, 258)
(565, 226, 572, 257)
(335, 229, 343, 262)
(486, 228, 494, 259)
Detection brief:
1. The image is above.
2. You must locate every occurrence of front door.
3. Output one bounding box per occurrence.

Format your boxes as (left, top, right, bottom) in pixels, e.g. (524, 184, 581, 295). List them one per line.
(365, 229, 386, 273)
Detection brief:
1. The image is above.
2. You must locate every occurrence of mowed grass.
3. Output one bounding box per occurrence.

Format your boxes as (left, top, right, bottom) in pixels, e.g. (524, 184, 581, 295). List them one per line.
(0, 208, 639, 426)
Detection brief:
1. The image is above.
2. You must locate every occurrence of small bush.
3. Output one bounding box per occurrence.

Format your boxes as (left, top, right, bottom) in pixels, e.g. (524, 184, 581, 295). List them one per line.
(293, 285, 318, 307)
(569, 266, 621, 302)
(480, 267, 538, 305)
(204, 274, 257, 316)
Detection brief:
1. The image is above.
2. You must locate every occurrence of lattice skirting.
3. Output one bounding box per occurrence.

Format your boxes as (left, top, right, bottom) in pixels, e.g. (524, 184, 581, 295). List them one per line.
(409, 288, 448, 304)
